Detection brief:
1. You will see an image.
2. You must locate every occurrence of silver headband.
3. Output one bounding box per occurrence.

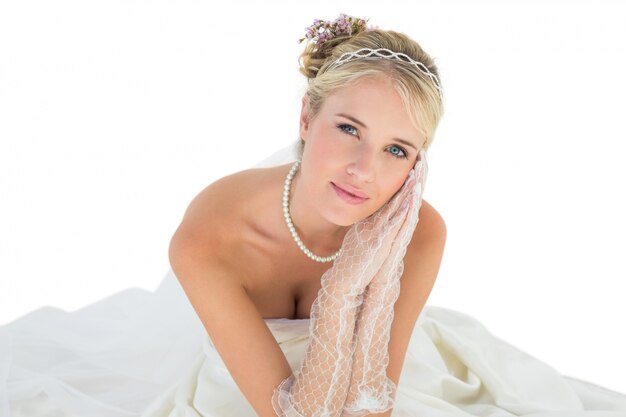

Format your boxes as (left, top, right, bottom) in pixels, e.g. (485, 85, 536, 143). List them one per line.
(326, 47, 443, 100)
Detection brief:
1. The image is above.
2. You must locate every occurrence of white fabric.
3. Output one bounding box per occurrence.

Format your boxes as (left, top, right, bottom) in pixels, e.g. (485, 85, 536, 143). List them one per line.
(1, 140, 625, 417)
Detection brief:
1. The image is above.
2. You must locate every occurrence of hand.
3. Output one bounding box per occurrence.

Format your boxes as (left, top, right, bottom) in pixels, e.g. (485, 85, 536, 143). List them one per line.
(328, 169, 417, 297)
(368, 147, 428, 289)
(343, 148, 428, 416)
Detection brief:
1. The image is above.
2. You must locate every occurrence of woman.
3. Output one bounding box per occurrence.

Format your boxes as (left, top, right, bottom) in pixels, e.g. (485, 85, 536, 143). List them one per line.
(2, 14, 626, 417)
(164, 15, 626, 417)
(169, 17, 446, 417)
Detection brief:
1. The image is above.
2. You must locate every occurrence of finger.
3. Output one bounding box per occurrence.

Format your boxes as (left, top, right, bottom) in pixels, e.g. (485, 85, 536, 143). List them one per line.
(414, 149, 428, 185)
(363, 164, 419, 237)
(388, 191, 411, 230)
(394, 169, 417, 207)
(414, 148, 426, 169)
(376, 176, 415, 233)
(406, 150, 427, 209)
(395, 175, 426, 245)
(402, 186, 425, 238)
(393, 169, 416, 203)
(371, 170, 414, 227)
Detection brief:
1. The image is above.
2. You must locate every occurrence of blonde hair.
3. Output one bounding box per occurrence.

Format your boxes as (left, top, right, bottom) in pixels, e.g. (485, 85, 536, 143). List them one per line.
(296, 29, 443, 159)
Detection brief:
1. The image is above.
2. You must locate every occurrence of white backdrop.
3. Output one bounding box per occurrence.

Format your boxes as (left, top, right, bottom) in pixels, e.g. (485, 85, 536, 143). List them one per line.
(1, 0, 624, 394)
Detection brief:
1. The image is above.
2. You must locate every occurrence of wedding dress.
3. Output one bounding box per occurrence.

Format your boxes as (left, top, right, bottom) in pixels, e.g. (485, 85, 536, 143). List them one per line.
(2, 141, 625, 417)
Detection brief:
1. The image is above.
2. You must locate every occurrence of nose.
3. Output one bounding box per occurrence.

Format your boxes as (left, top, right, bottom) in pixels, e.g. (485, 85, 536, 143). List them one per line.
(346, 145, 376, 183)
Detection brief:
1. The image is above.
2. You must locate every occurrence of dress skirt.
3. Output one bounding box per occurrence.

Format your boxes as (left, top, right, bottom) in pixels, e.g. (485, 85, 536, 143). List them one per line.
(2, 269, 625, 417)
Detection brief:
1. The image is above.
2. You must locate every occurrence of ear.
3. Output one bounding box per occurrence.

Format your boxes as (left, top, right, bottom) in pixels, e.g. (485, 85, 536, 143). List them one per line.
(299, 95, 310, 141)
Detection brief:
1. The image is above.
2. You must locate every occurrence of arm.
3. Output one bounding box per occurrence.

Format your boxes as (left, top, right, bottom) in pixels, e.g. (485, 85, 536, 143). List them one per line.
(343, 149, 445, 416)
(272, 272, 363, 417)
(170, 250, 292, 417)
(168, 183, 291, 417)
(344, 201, 447, 417)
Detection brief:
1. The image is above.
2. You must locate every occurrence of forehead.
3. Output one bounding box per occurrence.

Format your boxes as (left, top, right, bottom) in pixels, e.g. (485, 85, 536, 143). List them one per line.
(328, 74, 397, 102)
(321, 75, 423, 143)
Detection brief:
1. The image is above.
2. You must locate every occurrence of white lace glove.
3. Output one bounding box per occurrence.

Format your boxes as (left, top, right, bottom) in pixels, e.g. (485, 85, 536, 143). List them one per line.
(271, 164, 419, 417)
(343, 148, 428, 416)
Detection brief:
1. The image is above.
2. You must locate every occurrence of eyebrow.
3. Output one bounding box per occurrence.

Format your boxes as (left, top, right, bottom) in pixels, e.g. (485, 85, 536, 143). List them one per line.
(336, 113, 419, 151)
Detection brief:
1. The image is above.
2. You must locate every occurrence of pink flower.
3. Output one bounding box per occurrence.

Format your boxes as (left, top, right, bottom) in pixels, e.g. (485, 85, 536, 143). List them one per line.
(300, 14, 372, 46)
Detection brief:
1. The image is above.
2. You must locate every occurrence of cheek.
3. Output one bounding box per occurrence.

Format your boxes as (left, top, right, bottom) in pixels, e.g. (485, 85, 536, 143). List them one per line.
(306, 128, 345, 167)
(310, 140, 331, 162)
(380, 176, 409, 204)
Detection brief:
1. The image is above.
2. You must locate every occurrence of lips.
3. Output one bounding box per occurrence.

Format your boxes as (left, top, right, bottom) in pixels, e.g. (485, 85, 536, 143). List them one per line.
(331, 182, 370, 205)
(332, 182, 369, 198)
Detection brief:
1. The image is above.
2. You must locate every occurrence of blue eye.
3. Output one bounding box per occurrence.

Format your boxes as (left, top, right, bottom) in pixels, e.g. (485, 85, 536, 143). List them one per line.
(388, 145, 408, 159)
(337, 123, 409, 159)
(338, 123, 358, 136)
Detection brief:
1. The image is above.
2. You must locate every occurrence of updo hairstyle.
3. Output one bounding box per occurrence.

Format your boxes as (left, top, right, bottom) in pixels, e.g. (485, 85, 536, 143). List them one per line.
(296, 29, 443, 159)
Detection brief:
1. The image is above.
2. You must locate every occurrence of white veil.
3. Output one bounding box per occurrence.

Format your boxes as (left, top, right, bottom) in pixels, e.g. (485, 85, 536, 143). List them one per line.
(251, 140, 300, 168)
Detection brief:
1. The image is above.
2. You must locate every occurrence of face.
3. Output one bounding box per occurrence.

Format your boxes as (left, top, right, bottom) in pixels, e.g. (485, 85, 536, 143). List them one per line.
(299, 74, 425, 226)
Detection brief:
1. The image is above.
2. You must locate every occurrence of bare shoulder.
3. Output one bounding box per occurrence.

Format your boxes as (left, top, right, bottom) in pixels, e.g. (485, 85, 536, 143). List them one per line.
(414, 198, 447, 244)
(403, 198, 447, 277)
(183, 167, 272, 220)
(167, 167, 297, 417)
(169, 167, 276, 259)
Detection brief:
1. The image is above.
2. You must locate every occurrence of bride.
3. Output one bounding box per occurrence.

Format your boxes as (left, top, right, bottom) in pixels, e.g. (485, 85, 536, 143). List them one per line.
(3, 13, 626, 417)
(169, 16, 446, 417)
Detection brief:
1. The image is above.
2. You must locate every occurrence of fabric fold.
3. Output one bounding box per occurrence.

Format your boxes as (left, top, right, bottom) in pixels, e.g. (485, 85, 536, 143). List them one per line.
(2, 271, 626, 417)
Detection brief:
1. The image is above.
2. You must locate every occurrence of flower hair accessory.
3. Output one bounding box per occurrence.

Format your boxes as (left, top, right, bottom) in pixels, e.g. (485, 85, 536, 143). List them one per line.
(299, 15, 443, 101)
(299, 13, 375, 46)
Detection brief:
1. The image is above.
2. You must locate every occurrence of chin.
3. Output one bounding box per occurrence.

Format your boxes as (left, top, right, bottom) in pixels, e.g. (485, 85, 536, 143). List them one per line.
(327, 205, 377, 227)
(322, 184, 380, 225)
(336, 217, 358, 227)
(321, 206, 356, 227)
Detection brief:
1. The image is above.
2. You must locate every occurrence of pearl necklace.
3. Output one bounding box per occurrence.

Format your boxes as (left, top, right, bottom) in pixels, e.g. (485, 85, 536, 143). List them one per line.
(283, 160, 342, 263)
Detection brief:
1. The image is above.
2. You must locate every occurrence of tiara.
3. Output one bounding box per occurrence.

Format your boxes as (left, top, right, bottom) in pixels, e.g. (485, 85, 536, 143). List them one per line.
(326, 47, 443, 100)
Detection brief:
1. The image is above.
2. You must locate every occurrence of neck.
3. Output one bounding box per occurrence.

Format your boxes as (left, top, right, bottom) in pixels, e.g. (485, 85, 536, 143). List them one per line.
(286, 164, 348, 256)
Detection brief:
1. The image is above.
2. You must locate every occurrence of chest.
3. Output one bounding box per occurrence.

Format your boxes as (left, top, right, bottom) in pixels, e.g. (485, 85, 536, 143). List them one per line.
(237, 248, 329, 320)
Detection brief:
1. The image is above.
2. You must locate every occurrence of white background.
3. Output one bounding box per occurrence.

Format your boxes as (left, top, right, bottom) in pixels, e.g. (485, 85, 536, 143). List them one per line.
(1, 0, 625, 394)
